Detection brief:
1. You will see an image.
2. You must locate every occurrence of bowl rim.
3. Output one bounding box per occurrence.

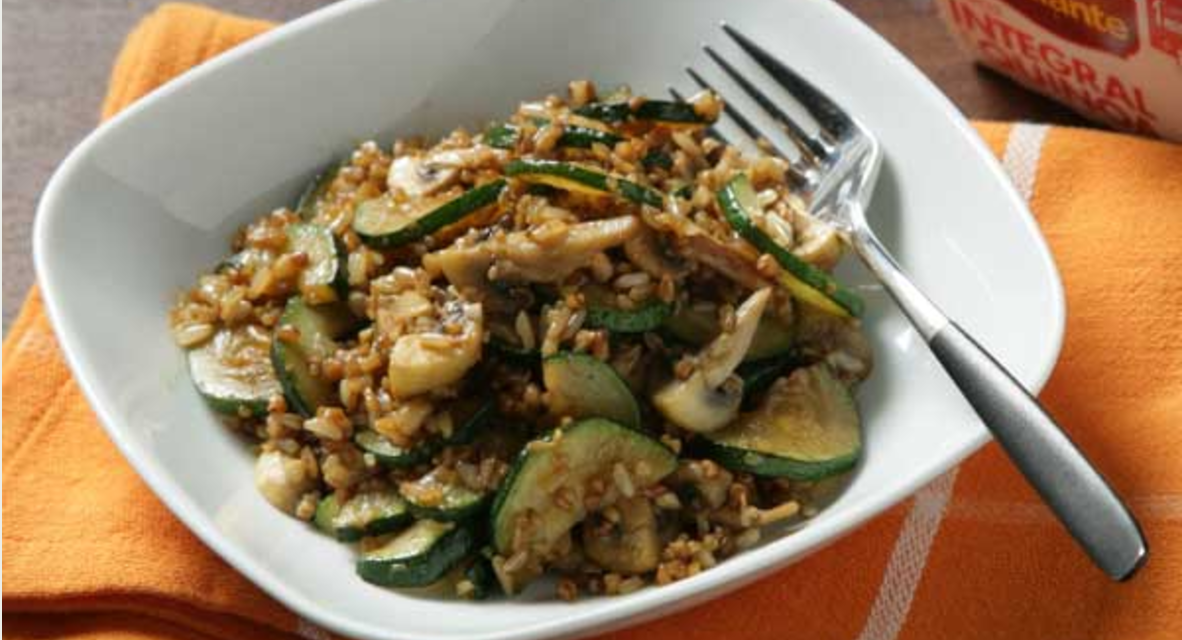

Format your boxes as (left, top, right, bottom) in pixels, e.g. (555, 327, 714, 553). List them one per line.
(32, 0, 1066, 638)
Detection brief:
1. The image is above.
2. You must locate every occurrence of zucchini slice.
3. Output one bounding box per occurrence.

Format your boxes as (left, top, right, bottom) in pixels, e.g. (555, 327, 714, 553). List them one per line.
(356, 520, 476, 588)
(718, 175, 863, 318)
(583, 285, 671, 334)
(484, 123, 519, 150)
(701, 364, 861, 480)
(737, 355, 800, 402)
(296, 163, 340, 221)
(575, 99, 711, 126)
(286, 223, 347, 304)
(270, 298, 357, 417)
(188, 325, 282, 417)
(572, 101, 632, 123)
(354, 430, 434, 469)
(401, 471, 490, 522)
(321, 490, 413, 542)
(484, 121, 623, 150)
(559, 125, 625, 149)
(490, 418, 677, 555)
(663, 303, 795, 362)
(353, 179, 506, 249)
(634, 100, 710, 126)
(542, 352, 642, 429)
(313, 493, 341, 535)
(504, 160, 662, 208)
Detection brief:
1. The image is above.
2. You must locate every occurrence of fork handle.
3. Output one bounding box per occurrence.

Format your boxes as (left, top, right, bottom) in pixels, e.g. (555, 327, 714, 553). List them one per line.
(929, 322, 1147, 580)
(852, 227, 1148, 581)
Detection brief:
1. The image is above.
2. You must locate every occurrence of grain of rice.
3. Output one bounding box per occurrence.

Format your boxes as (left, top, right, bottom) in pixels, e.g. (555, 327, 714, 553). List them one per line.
(173, 323, 215, 348)
(655, 492, 682, 510)
(503, 550, 530, 575)
(589, 252, 614, 283)
(569, 80, 595, 107)
(612, 462, 636, 498)
(758, 500, 801, 525)
(613, 271, 651, 290)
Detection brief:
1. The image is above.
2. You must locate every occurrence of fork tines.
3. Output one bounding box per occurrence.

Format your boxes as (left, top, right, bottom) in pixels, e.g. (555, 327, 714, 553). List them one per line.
(684, 23, 858, 171)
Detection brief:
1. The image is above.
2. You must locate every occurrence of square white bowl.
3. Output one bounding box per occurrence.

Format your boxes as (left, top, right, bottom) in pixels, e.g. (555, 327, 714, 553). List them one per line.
(33, 0, 1065, 638)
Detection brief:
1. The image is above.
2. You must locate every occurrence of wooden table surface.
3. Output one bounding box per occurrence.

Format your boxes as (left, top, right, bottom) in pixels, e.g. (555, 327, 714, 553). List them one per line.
(0, 0, 1092, 334)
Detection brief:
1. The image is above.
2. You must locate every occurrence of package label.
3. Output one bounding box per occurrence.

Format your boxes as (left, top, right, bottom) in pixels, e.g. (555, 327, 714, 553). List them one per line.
(936, 0, 1182, 140)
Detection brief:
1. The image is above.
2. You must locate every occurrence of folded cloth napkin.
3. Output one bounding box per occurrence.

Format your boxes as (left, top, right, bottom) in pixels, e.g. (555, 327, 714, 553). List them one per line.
(4, 4, 1180, 639)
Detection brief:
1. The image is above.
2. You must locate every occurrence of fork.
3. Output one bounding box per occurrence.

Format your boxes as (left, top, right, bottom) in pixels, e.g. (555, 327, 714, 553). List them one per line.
(686, 23, 1147, 581)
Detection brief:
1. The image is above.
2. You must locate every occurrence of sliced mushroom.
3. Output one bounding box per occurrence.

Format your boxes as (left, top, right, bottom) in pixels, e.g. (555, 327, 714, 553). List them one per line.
(387, 154, 459, 199)
(387, 297, 483, 398)
(652, 288, 771, 432)
(490, 215, 641, 283)
(699, 288, 772, 387)
(254, 450, 315, 514)
(652, 373, 745, 435)
(582, 496, 661, 574)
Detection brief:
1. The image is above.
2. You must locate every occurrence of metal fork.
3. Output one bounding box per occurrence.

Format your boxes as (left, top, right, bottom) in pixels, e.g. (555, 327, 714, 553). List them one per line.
(688, 23, 1147, 581)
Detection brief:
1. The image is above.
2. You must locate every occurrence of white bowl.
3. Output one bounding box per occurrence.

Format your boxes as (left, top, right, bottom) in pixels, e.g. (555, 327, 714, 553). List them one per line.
(33, 0, 1065, 638)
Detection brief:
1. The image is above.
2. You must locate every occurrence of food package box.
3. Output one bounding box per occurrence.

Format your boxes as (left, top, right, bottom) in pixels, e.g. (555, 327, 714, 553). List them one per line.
(935, 0, 1182, 141)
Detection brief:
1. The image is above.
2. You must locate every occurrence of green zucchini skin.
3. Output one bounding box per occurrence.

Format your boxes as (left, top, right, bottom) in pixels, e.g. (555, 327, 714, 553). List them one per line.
(718, 175, 863, 318)
(286, 223, 348, 302)
(575, 99, 711, 126)
(504, 159, 662, 208)
(270, 298, 357, 417)
(585, 298, 671, 333)
(313, 493, 341, 535)
(490, 418, 677, 554)
(324, 491, 413, 542)
(542, 352, 642, 429)
(582, 286, 672, 334)
(484, 123, 519, 149)
(573, 101, 632, 123)
(402, 482, 490, 523)
(641, 149, 674, 170)
(188, 325, 282, 417)
(296, 163, 341, 221)
(463, 554, 499, 600)
(701, 364, 861, 480)
(737, 355, 800, 403)
(353, 395, 494, 469)
(700, 442, 858, 481)
(354, 430, 435, 469)
(355, 520, 477, 588)
(353, 179, 506, 249)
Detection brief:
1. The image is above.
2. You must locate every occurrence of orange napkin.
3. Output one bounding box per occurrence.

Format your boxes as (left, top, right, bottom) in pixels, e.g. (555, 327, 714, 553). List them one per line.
(4, 4, 1181, 640)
